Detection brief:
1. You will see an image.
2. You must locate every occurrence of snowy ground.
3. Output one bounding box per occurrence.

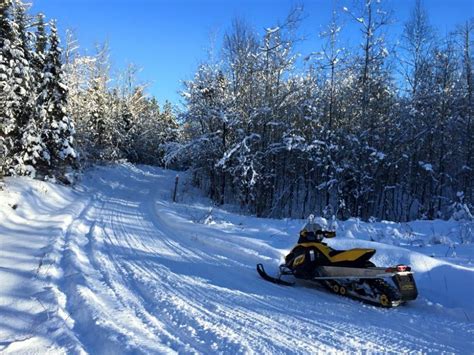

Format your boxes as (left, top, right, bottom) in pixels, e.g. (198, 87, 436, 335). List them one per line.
(1, 164, 473, 354)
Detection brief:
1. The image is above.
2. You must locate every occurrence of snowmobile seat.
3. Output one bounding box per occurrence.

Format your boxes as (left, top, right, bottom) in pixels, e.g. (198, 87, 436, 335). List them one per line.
(289, 242, 376, 267)
(328, 249, 346, 257)
(328, 248, 376, 264)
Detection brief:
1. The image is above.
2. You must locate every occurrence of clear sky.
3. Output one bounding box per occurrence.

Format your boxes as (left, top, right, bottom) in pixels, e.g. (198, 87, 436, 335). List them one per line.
(31, 0, 473, 106)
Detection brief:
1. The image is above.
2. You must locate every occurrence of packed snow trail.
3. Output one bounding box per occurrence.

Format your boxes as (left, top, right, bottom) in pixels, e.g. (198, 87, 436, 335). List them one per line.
(0, 164, 473, 353)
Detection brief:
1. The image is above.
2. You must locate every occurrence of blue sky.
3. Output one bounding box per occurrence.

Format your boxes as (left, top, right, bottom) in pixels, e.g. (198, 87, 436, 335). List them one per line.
(31, 0, 473, 106)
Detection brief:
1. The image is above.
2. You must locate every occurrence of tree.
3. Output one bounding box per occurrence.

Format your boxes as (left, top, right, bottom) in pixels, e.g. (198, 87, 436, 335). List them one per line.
(0, 1, 14, 177)
(12, 1, 50, 177)
(38, 21, 77, 179)
(0, 0, 32, 176)
(180, 63, 233, 203)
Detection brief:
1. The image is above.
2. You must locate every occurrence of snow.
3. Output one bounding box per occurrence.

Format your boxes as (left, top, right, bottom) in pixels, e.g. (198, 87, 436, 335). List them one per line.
(0, 164, 473, 353)
(265, 27, 280, 34)
(419, 161, 433, 172)
(371, 151, 385, 160)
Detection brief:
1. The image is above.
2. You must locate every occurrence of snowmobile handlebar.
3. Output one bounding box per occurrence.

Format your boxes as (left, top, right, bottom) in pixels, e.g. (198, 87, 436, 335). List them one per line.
(317, 230, 336, 238)
(300, 230, 336, 239)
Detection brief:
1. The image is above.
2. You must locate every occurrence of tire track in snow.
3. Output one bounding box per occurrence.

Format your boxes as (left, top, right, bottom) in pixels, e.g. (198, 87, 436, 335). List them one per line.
(87, 179, 239, 352)
(57, 191, 177, 354)
(97, 181, 258, 352)
(84, 174, 294, 352)
(85, 195, 184, 352)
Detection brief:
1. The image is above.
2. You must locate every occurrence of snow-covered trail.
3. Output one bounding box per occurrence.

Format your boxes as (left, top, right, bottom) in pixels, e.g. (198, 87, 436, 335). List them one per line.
(1, 165, 473, 353)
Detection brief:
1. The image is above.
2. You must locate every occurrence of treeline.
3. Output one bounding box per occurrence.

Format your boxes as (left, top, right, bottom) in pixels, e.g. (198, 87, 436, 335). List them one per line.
(0, 0, 178, 182)
(168, 1, 474, 221)
(1, 0, 472, 222)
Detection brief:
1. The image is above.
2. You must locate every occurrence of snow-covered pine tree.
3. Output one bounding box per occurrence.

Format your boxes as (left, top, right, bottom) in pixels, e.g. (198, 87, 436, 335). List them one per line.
(0, 0, 32, 176)
(79, 44, 113, 161)
(39, 21, 76, 181)
(12, 1, 51, 177)
(134, 98, 180, 165)
(113, 64, 145, 162)
(122, 95, 158, 164)
(0, 1, 13, 177)
(88, 76, 109, 158)
(158, 101, 180, 162)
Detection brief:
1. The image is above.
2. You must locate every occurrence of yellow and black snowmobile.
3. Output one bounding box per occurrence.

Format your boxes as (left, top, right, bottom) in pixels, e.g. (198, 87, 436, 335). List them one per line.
(257, 216, 418, 307)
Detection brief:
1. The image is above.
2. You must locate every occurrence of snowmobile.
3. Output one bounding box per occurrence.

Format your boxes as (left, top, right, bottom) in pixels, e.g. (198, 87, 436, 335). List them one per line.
(256, 215, 418, 308)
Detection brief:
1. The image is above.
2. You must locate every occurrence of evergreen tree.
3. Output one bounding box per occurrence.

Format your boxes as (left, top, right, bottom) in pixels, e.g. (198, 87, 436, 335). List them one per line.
(39, 21, 76, 179)
(0, 1, 14, 177)
(0, 0, 30, 175)
(12, 0, 49, 177)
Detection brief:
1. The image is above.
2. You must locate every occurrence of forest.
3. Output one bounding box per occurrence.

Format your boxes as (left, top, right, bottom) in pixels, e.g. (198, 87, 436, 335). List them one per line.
(1, 0, 473, 221)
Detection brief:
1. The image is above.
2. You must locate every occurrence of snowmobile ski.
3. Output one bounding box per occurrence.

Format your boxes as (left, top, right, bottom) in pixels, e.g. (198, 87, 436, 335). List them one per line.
(256, 264, 294, 286)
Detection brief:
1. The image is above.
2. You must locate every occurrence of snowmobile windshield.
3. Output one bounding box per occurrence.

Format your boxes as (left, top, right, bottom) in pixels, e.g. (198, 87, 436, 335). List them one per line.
(304, 222, 322, 233)
(300, 222, 324, 242)
(299, 221, 336, 242)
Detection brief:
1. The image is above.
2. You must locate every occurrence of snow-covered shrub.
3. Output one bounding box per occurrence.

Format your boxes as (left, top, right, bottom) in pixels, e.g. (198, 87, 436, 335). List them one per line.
(459, 222, 474, 244)
(449, 192, 473, 222)
(429, 235, 454, 246)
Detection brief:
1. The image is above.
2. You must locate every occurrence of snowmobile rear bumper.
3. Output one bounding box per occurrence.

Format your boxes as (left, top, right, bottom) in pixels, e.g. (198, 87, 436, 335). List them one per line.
(392, 273, 418, 301)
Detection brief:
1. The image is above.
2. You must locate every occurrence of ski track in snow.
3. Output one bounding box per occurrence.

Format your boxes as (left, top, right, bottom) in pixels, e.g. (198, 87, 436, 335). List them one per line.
(1, 164, 473, 354)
